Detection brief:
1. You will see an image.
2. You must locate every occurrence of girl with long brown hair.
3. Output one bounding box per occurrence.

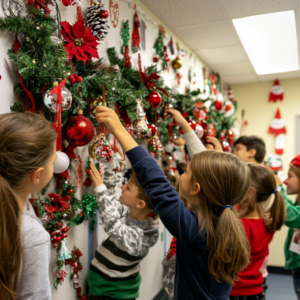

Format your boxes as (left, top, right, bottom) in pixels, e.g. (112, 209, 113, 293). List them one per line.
(230, 164, 286, 300)
(95, 106, 251, 300)
(0, 112, 57, 300)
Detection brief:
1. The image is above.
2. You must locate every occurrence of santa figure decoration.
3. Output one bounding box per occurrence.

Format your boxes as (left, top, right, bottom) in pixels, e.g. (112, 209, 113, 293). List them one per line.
(269, 79, 284, 102)
(268, 108, 287, 154)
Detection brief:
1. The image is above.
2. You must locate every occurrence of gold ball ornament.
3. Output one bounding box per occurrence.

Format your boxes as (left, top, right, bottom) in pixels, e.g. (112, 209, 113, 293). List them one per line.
(172, 56, 182, 70)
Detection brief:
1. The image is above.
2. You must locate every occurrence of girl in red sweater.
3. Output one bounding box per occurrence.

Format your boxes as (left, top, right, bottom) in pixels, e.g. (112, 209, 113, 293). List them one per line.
(230, 164, 286, 300)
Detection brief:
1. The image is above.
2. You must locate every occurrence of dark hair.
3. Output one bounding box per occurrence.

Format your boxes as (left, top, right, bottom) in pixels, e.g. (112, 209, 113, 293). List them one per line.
(129, 171, 158, 219)
(0, 112, 57, 300)
(234, 136, 266, 163)
(189, 151, 251, 285)
(239, 164, 285, 232)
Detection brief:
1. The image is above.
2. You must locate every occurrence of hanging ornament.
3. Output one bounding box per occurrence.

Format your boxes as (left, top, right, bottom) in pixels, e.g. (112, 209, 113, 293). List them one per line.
(147, 91, 162, 109)
(86, 2, 110, 41)
(269, 79, 284, 102)
(89, 95, 104, 118)
(121, 20, 130, 54)
(172, 56, 182, 71)
(112, 152, 123, 172)
(228, 87, 234, 103)
(162, 46, 169, 70)
(224, 100, 234, 117)
(119, 110, 134, 136)
(168, 37, 174, 55)
(154, 29, 164, 62)
(27, 0, 51, 16)
(267, 154, 283, 171)
(268, 108, 287, 154)
(148, 135, 164, 158)
(214, 100, 223, 111)
(162, 103, 173, 120)
(222, 140, 230, 152)
(132, 12, 140, 53)
(176, 73, 183, 87)
(147, 123, 157, 135)
(226, 129, 235, 146)
(44, 81, 72, 113)
(219, 130, 226, 142)
(64, 109, 95, 147)
(133, 99, 151, 139)
(53, 151, 70, 174)
(2, 0, 27, 17)
(195, 124, 204, 139)
(109, 0, 119, 28)
(89, 134, 112, 163)
(57, 238, 72, 261)
(123, 45, 132, 68)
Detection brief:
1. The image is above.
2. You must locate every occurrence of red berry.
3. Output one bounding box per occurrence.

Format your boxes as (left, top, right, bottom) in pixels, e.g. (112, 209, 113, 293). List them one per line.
(63, 226, 69, 233)
(76, 76, 82, 83)
(57, 222, 62, 227)
(53, 242, 59, 248)
(52, 236, 57, 241)
(69, 189, 74, 194)
(153, 56, 159, 63)
(62, 233, 68, 238)
(69, 75, 75, 81)
(86, 168, 91, 175)
(70, 78, 76, 84)
(56, 236, 62, 242)
(58, 227, 62, 232)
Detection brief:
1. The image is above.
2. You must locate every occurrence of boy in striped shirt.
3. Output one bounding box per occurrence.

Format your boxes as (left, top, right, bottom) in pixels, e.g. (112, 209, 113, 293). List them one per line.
(88, 159, 159, 300)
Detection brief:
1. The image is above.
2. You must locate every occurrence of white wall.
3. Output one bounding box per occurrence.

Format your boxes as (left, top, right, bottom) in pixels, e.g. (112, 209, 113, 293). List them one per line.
(0, 1, 209, 299)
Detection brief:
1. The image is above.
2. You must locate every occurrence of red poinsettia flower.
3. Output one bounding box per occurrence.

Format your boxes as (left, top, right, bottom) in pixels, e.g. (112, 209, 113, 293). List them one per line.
(139, 72, 169, 96)
(60, 19, 100, 64)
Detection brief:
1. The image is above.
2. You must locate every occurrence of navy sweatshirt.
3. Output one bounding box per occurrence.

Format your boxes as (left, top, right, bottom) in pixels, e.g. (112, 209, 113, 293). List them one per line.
(126, 146, 231, 300)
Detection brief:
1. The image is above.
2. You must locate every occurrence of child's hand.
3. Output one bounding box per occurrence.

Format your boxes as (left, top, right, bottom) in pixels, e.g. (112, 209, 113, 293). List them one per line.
(96, 106, 138, 152)
(206, 136, 223, 152)
(167, 109, 192, 134)
(96, 106, 124, 136)
(90, 159, 103, 188)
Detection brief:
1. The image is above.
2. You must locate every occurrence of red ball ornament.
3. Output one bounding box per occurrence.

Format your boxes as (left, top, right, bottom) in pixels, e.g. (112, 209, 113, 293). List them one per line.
(57, 222, 62, 227)
(76, 76, 82, 83)
(69, 75, 75, 81)
(62, 0, 70, 6)
(147, 124, 157, 135)
(214, 101, 223, 111)
(64, 110, 95, 147)
(153, 56, 159, 63)
(62, 233, 68, 238)
(56, 236, 62, 242)
(69, 189, 74, 194)
(147, 91, 162, 109)
(226, 129, 234, 140)
(188, 120, 196, 130)
(99, 10, 109, 18)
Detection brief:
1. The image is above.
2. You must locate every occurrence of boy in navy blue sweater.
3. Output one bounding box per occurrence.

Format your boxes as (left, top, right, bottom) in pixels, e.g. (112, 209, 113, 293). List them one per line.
(95, 106, 250, 300)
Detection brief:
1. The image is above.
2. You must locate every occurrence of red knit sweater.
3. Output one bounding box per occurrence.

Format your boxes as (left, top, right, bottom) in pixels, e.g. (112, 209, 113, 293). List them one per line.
(230, 219, 274, 296)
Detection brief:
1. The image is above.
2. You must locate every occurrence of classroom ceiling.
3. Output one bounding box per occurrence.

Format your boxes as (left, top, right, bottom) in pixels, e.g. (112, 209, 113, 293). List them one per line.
(140, 0, 300, 84)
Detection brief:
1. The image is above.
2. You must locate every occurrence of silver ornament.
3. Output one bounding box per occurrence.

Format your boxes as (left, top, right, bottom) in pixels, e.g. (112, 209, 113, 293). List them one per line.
(195, 124, 204, 139)
(2, 0, 27, 18)
(53, 151, 70, 174)
(44, 82, 72, 113)
(133, 99, 151, 139)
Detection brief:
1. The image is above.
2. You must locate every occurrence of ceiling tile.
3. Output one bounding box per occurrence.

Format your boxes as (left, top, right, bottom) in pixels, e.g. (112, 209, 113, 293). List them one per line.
(196, 46, 246, 65)
(140, 0, 224, 28)
(210, 61, 254, 76)
(220, 0, 297, 19)
(173, 21, 237, 49)
(222, 74, 258, 84)
(257, 70, 300, 81)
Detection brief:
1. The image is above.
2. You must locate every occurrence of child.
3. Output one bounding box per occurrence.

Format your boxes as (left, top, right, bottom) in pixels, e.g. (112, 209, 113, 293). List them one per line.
(162, 109, 206, 299)
(95, 106, 251, 300)
(0, 112, 57, 300)
(234, 135, 266, 164)
(230, 164, 286, 300)
(88, 155, 159, 300)
(281, 155, 300, 300)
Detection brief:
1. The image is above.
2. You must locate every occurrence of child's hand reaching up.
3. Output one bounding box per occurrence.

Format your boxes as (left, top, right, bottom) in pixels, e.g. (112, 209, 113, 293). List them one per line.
(205, 136, 223, 152)
(90, 159, 103, 188)
(96, 106, 138, 152)
(167, 109, 192, 134)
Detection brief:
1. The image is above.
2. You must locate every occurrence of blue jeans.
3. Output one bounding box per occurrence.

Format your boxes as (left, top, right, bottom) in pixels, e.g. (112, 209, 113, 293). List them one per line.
(292, 268, 300, 300)
(229, 294, 264, 300)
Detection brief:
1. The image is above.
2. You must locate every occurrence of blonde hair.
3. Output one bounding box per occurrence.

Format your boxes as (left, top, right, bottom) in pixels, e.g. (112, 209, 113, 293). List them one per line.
(239, 164, 285, 232)
(189, 150, 251, 285)
(0, 112, 57, 300)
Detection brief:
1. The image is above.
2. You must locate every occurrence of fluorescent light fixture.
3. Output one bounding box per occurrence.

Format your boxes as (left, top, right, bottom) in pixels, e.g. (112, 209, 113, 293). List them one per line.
(232, 11, 299, 75)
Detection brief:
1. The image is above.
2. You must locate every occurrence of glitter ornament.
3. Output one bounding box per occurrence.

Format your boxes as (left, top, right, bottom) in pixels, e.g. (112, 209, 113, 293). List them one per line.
(164, 142, 174, 153)
(89, 134, 112, 163)
(133, 99, 152, 139)
(86, 2, 110, 40)
(148, 135, 164, 158)
(147, 123, 157, 135)
(64, 109, 95, 147)
(44, 81, 72, 113)
(222, 141, 230, 152)
(214, 101, 223, 111)
(195, 124, 204, 139)
(147, 91, 162, 109)
(53, 151, 70, 174)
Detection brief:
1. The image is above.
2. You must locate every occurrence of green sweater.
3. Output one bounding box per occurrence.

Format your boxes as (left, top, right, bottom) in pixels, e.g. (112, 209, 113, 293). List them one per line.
(282, 186, 300, 269)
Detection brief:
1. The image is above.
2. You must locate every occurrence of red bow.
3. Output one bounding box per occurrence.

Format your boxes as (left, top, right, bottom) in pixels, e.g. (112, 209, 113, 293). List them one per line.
(44, 193, 71, 214)
(139, 72, 169, 96)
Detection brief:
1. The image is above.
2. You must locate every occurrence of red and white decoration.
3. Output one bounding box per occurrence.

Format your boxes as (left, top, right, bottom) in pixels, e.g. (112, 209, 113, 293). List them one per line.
(268, 108, 287, 154)
(269, 79, 284, 102)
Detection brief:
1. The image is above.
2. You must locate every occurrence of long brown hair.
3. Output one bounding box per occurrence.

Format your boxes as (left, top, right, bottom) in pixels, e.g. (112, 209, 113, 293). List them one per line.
(289, 164, 300, 205)
(0, 112, 57, 300)
(189, 151, 251, 285)
(239, 164, 286, 232)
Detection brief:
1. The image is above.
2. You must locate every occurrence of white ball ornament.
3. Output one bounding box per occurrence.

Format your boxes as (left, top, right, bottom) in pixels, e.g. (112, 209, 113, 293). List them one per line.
(53, 151, 70, 174)
(195, 124, 204, 139)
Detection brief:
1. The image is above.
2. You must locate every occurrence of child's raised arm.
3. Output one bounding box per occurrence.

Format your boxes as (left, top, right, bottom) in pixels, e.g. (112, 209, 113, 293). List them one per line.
(96, 106, 201, 245)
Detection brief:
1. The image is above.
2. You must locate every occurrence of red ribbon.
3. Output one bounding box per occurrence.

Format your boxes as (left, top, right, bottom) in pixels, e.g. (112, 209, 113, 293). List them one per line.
(14, 36, 36, 112)
(51, 78, 66, 151)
